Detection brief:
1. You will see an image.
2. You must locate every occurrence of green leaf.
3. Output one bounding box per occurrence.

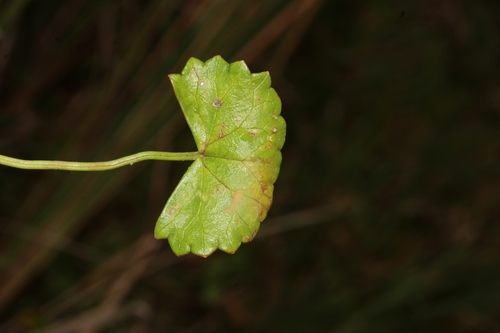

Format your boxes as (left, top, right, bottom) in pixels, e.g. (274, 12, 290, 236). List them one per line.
(154, 56, 286, 257)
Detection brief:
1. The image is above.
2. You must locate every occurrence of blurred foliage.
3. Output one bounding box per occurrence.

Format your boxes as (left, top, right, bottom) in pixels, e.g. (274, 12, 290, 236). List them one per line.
(1, 0, 500, 332)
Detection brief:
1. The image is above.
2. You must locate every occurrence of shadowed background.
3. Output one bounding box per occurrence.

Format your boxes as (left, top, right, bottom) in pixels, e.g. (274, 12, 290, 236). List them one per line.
(1, 0, 500, 332)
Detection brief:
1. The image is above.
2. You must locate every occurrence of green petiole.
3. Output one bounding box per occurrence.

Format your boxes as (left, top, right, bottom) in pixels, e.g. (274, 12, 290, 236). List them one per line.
(0, 151, 199, 171)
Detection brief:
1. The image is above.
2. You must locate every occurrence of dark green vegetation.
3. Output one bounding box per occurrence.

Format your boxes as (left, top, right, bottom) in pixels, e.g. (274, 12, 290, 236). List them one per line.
(1, 0, 500, 332)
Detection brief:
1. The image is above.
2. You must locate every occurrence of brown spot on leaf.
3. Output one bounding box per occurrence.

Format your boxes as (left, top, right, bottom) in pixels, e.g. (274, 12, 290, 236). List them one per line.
(212, 185, 225, 197)
(213, 98, 222, 108)
(218, 123, 226, 138)
(262, 141, 273, 149)
(272, 127, 278, 133)
(242, 229, 259, 243)
(258, 205, 265, 218)
(225, 190, 243, 214)
(249, 129, 258, 136)
(169, 203, 180, 216)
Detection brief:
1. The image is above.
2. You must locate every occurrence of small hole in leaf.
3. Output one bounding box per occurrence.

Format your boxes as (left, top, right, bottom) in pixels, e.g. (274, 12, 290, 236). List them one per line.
(213, 99, 222, 108)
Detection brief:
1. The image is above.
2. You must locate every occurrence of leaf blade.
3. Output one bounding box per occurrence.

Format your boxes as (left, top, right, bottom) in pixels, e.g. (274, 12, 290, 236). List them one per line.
(155, 56, 286, 257)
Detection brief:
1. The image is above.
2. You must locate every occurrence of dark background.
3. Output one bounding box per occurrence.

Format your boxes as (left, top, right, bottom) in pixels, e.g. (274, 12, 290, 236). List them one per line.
(1, 0, 500, 332)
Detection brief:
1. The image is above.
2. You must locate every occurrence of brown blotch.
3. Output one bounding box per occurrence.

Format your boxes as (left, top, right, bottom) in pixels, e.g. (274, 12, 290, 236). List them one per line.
(218, 123, 226, 138)
(258, 205, 266, 218)
(213, 98, 222, 108)
(225, 190, 243, 214)
(242, 229, 259, 243)
(261, 184, 268, 193)
(169, 203, 180, 216)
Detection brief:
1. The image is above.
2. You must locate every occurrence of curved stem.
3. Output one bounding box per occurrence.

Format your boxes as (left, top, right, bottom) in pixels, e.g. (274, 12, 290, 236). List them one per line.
(0, 151, 199, 171)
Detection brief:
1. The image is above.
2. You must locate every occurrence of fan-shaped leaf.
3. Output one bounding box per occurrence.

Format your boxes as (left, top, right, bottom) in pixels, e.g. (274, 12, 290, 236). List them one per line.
(154, 56, 286, 257)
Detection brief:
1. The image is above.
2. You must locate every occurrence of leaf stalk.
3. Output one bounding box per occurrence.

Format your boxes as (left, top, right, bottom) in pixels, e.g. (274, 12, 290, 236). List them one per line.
(0, 151, 199, 171)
